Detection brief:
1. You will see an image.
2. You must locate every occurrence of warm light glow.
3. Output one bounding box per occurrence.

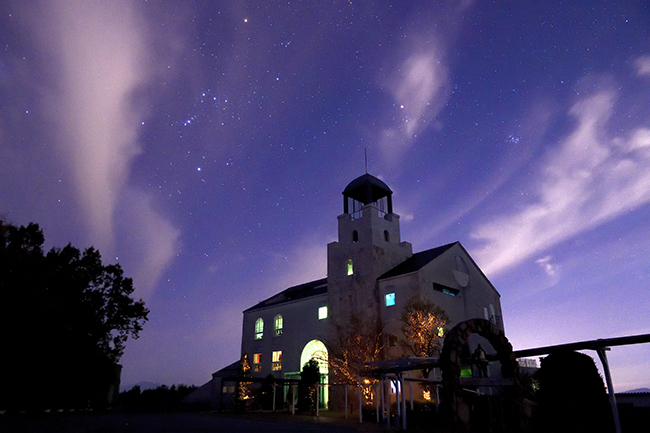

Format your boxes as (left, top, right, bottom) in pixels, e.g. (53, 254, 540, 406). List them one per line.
(423, 389, 431, 400)
(400, 298, 448, 359)
(272, 351, 282, 371)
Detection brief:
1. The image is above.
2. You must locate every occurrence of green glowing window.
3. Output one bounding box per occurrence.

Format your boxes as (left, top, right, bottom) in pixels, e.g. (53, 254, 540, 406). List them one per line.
(274, 314, 283, 336)
(255, 318, 264, 340)
(460, 365, 473, 378)
(385, 293, 395, 307)
(347, 259, 353, 276)
(318, 306, 328, 320)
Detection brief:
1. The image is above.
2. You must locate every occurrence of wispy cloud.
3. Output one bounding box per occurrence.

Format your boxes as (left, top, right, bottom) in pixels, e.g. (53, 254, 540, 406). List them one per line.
(27, 0, 179, 297)
(377, 43, 449, 164)
(635, 55, 650, 76)
(535, 255, 560, 279)
(472, 87, 650, 275)
(117, 190, 180, 300)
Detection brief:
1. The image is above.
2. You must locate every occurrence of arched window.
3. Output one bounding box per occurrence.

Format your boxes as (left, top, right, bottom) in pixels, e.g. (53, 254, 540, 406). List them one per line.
(301, 340, 329, 408)
(346, 259, 353, 276)
(384, 230, 390, 242)
(352, 230, 358, 242)
(255, 318, 264, 340)
(274, 314, 283, 336)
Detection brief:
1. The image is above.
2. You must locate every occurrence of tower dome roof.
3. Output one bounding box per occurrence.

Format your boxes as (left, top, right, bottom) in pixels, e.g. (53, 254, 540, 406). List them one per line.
(343, 173, 392, 204)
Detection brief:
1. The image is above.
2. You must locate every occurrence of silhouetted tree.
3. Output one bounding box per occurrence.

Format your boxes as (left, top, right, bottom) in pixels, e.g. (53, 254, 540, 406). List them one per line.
(534, 350, 614, 433)
(0, 219, 148, 410)
(119, 384, 197, 412)
(258, 373, 282, 410)
(298, 359, 321, 412)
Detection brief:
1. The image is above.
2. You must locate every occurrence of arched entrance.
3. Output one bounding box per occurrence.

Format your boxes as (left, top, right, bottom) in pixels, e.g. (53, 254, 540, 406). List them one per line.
(300, 340, 329, 408)
(440, 319, 521, 432)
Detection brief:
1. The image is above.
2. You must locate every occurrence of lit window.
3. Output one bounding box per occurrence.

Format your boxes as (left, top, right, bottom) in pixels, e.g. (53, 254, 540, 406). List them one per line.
(253, 352, 262, 372)
(272, 350, 282, 371)
(433, 283, 459, 296)
(274, 314, 283, 336)
(255, 318, 264, 339)
(318, 306, 328, 320)
(385, 293, 395, 307)
(347, 259, 353, 276)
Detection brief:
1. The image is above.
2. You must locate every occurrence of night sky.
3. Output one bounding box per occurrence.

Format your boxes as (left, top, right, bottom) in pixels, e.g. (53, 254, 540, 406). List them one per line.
(2, 1, 649, 392)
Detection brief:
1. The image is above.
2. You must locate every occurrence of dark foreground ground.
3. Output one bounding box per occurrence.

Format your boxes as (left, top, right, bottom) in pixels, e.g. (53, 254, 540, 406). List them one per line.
(0, 411, 388, 433)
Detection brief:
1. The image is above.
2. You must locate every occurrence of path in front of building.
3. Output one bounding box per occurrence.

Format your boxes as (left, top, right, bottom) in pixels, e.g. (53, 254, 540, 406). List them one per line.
(0, 411, 389, 433)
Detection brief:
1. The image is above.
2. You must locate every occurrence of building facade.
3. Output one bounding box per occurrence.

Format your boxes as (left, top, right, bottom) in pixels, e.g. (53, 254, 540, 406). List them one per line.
(205, 173, 504, 408)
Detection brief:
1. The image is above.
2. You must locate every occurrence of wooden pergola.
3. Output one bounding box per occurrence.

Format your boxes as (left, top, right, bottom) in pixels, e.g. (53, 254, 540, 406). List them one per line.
(357, 333, 650, 432)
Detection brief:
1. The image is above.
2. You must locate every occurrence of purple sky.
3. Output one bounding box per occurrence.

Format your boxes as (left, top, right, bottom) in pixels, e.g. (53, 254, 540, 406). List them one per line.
(1, 0, 649, 392)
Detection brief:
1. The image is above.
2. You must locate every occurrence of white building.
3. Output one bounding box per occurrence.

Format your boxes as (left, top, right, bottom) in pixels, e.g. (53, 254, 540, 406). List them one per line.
(199, 173, 504, 409)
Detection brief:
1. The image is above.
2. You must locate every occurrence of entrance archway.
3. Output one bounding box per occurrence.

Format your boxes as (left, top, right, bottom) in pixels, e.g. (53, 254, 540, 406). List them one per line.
(300, 340, 328, 408)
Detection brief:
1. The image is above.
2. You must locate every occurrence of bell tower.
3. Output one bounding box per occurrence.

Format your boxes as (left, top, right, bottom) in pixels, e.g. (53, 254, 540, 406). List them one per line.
(327, 173, 413, 324)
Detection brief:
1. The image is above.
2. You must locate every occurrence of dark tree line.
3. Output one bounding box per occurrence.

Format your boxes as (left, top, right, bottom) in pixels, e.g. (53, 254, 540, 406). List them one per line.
(0, 219, 148, 410)
(119, 385, 197, 412)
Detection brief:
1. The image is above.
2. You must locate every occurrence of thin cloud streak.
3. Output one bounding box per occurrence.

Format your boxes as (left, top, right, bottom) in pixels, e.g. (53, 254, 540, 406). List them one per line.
(472, 86, 650, 275)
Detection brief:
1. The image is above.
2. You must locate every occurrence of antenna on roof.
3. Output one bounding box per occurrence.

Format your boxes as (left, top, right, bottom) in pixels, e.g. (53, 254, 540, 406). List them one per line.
(364, 148, 368, 173)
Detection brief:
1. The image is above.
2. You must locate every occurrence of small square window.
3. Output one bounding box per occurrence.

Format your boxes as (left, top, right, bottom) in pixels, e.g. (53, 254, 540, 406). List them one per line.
(318, 306, 328, 320)
(253, 353, 262, 364)
(385, 293, 395, 307)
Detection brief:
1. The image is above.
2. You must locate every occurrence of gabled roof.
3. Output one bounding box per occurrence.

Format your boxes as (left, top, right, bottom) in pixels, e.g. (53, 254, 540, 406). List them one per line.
(379, 242, 458, 280)
(243, 277, 327, 312)
(211, 360, 240, 378)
